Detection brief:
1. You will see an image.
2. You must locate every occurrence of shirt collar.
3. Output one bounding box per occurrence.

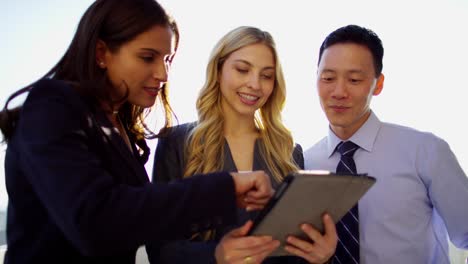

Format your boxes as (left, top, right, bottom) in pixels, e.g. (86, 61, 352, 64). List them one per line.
(326, 110, 382, 157)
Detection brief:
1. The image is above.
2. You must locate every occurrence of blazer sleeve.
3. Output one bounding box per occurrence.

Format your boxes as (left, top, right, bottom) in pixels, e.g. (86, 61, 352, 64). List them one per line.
(14, 80, 237, 256)
(148, 123, 203, 263)
(293, 143, 305, 170)
(152, 123, 193, 183)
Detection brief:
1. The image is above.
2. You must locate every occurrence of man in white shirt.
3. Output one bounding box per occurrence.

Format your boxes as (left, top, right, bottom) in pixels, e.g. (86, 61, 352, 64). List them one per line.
(305, 24, 468, 264)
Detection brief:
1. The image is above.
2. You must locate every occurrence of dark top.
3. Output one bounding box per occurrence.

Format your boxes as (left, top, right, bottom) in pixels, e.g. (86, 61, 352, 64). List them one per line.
(4, 79, 239, 264)
(149, 123, 307, 264)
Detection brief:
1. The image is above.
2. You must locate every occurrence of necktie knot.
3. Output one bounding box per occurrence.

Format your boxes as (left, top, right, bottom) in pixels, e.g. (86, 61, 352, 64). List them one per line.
(337, 141, 359, 158)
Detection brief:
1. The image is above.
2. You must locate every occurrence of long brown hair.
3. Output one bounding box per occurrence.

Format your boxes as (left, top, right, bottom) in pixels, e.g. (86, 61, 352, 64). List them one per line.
(0, 0, 179, 162)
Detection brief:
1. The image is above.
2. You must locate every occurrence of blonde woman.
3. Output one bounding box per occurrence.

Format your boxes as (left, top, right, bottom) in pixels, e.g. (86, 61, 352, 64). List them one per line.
(149, 26, 337, 264)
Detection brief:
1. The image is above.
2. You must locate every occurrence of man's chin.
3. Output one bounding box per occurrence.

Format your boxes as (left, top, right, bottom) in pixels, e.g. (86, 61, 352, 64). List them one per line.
(326, 113, 348, 126)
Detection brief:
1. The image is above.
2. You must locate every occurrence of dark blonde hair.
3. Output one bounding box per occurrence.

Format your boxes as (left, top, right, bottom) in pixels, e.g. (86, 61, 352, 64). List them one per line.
(184, 26, 299, 182)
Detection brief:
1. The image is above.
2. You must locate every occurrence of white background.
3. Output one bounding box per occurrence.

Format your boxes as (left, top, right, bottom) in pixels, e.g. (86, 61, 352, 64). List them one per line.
(1, 0, 467, 262)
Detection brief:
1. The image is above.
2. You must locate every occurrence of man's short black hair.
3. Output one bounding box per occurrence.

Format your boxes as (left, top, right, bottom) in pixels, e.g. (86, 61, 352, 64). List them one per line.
(318, 25, 384, 77)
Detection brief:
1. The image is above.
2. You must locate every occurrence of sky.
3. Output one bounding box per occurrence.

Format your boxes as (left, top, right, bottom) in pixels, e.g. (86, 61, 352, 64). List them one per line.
(2, 0, 468, 198)
(1, 1, 468, 257)
(2, 0, 468, 199)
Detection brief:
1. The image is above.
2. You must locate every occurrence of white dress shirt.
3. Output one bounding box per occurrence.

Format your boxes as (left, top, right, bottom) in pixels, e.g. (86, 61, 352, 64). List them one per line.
(304, 111, 468, 264)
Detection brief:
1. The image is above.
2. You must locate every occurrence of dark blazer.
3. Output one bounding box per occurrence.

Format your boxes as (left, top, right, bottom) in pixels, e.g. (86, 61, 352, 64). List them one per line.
(148, 123, 306, 264)
(4, 79, 239, 264)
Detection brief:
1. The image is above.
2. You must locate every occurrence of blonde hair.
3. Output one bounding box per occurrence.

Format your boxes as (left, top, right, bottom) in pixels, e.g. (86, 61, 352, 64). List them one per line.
(184, 26, 299, 183)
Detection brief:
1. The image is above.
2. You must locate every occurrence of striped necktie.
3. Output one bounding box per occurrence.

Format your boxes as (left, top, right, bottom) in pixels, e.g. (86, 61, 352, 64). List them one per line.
(334, 141, 360, 264)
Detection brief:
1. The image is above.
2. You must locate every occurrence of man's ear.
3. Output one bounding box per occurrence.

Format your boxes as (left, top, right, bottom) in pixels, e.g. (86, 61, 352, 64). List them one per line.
(95, 39, 108, 68)
(373, 74, 384, 96)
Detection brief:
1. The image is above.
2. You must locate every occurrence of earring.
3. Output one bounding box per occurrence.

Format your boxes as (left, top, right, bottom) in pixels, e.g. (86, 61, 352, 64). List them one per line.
(99, 61, 105, 66)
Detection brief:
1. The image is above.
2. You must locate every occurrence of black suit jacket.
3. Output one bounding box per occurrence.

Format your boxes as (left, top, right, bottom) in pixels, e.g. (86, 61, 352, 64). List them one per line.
(4, 79, 238, 264)
(149, 123, 306, 264)
(152, 123, 304, 186)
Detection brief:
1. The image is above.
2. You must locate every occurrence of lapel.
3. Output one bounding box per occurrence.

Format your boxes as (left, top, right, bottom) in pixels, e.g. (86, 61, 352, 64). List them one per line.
(252, 139, 265, 171)
(223, 138, 266, 172)
(223, 138, 279, 188)
(223, 139, 237, 172)
(251, 139, 279, 184)
(92, 109, 149, 184)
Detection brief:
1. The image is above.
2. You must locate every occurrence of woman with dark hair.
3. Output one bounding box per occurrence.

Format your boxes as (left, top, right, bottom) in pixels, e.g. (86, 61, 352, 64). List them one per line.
(0, 0, 274, 263)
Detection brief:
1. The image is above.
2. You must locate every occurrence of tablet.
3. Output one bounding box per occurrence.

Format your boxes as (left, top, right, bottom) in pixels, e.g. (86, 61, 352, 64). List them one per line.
(247, 170, 376, 256)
